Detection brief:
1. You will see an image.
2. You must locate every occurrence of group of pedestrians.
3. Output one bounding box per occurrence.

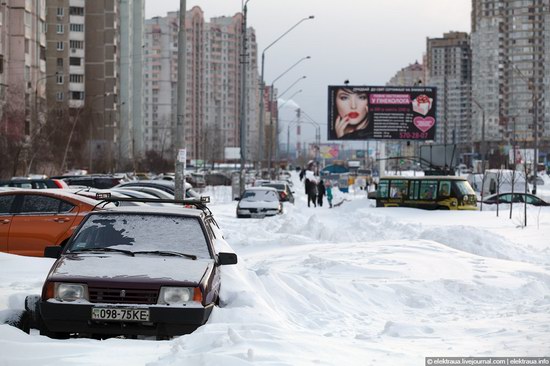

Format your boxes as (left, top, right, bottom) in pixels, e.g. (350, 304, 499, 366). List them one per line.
(300, 163, 333, 208)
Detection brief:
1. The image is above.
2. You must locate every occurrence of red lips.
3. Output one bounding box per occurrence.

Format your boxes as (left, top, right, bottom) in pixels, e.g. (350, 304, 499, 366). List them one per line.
(347, 112, 359, 119)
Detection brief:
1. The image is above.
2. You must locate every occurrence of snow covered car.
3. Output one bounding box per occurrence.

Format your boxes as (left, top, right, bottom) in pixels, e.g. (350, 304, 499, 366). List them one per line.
(236, 187, 282, 218)
(25, 199, 237, 339)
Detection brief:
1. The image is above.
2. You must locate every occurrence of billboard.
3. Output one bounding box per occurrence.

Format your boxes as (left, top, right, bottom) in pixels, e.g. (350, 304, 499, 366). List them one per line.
(327, 85, 437, 141)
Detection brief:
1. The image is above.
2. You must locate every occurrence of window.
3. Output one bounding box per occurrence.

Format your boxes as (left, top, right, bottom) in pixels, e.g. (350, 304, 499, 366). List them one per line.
(56, 92, 64, 101)
(438, 181, 451, 197)
(69, 74, 84, 83)
(70, 24, 84, 32)
(25, 39, 30, 54)
(419, 181, 438, 200)
(0, 195, 15, 214)
(69, 40, 83, 49)
(69, 57, 81, 66)
(59, 201, 75, 213)
(56, 74, 64, 84)
(56, 7, 64, 17)
(56, 41, 64, 51)
(71, 91, 84, 100)
(389, 180, 408, 199)
(69, 7, 84, 16)
(56, 24, 64, 34)
(56, 58, 63, 67)
(20, 195, 61, 214)
(0, 55, 3, 74)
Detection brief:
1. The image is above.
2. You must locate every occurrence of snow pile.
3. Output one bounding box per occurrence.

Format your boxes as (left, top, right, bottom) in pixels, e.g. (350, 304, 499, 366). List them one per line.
(1, 171, 549, 365)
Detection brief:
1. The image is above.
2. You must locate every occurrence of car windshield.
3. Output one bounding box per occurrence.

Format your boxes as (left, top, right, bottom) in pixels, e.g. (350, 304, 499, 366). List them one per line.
(242, 190, 278, 202)
(67, 213, 211, 259)
(455, 181, 476, 195)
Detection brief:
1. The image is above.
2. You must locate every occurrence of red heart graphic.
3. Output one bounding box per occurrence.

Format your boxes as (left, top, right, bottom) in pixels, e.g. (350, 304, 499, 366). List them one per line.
(413, 117, 435, 132)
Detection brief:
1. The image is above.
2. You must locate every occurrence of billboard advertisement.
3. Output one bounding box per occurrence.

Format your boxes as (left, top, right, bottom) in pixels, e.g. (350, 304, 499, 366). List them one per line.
(327, 85, 437, 141)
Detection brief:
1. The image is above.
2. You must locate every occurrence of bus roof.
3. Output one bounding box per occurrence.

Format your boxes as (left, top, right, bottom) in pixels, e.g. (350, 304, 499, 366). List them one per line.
(380, 176, 467, 181)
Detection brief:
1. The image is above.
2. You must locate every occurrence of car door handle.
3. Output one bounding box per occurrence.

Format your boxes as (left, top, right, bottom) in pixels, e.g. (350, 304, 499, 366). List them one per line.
(1, 219, 10, 224)
(53, 218, 70, 223)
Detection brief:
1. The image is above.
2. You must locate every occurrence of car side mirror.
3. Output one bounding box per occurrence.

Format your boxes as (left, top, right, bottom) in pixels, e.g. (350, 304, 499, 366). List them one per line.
(234, 197, 240, 201)
(44, 246, 62, 259)
(218, 252, 237, 265)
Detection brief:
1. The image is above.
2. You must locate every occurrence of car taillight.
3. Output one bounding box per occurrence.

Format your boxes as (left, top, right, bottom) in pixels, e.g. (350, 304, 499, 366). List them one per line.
(53, 179, 65, 188)
(280, 192, 287, 199)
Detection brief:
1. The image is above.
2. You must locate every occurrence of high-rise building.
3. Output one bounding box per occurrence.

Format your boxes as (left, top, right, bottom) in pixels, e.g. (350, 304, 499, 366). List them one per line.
(471, 0, 549, 163)
(45, 0, 119, 173)
(426, 32, 472, 153)
(143, 7, 258, 163)
(0, 0, 46, 140)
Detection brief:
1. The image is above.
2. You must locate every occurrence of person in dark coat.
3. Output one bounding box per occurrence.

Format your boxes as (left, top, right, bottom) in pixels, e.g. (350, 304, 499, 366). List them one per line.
(305, 178, 317, 207)
(317, 179, 326, 207)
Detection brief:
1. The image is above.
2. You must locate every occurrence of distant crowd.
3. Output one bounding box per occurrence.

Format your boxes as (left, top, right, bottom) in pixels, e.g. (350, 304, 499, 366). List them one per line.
(299, 162, 333, 208)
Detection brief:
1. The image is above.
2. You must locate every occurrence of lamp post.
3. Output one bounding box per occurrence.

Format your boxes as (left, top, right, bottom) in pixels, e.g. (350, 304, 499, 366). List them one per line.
(258, 15, 314, 169)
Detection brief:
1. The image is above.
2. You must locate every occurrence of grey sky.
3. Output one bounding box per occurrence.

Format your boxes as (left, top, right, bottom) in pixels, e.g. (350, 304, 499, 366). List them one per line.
(145, 1, 471, 144)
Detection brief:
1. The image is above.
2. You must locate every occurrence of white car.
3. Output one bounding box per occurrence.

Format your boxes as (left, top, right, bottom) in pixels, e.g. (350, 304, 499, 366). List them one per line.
(236, 187, 282, 218)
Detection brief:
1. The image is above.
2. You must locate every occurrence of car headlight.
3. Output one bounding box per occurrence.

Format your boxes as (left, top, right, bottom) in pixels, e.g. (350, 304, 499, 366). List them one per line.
(157, 287, 202, 305)
(55, 283, 89, 302)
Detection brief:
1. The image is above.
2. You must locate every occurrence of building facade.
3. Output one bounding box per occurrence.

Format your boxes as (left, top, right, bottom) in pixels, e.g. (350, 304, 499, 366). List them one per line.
(471, 0, 549, 164)
(143, 7, 258, 164)
(45, 0, 119, 173)
(426, 32, 472, 154)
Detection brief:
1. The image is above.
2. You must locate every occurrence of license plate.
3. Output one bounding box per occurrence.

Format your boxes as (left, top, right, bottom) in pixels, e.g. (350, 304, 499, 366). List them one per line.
(250, 213, 265, 218)
(91, 307, 150, 322)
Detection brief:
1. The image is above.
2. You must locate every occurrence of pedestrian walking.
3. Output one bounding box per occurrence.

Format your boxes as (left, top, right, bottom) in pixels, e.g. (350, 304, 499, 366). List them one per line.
(317, 179, 326, 207)
(306, 178, 318, 207)
(326, 182, 333, 208)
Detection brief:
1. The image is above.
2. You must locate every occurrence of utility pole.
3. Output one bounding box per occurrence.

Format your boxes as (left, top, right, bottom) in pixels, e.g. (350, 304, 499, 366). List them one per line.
(239, 1, 250, 197)
(174, 0, 187, 199)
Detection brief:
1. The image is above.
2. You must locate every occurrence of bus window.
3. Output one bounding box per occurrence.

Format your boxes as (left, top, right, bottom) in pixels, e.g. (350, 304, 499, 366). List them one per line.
(389, 180, 408, 199)
(410, 180, 421, 200)
(378, 180, 389, 198)
(439, 181, 451, 197)
(419, 180, 437, 200)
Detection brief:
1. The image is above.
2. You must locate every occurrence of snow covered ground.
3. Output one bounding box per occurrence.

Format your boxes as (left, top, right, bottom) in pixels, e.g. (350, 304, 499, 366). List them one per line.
(1, 172, 549, 365)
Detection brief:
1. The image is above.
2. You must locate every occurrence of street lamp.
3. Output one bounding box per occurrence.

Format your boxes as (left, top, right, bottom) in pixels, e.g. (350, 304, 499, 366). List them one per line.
(278, 75, 306, 99)
(258, 15, 314, 168)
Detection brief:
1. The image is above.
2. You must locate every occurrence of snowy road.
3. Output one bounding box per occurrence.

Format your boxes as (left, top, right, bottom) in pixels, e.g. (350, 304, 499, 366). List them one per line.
(1, 174, 549, 365)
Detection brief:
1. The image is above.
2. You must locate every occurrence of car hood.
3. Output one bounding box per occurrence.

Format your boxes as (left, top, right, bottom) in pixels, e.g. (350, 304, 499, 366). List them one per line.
(49, 254, 212, 284)
(238, 200, 279, 209)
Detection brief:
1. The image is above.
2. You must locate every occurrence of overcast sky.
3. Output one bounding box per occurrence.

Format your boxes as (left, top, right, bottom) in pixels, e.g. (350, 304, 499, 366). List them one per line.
(145, 1, 471, 144)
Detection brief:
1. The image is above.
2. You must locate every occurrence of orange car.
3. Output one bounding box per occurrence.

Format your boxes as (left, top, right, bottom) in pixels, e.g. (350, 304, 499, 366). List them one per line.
(0, 189, 104, 257)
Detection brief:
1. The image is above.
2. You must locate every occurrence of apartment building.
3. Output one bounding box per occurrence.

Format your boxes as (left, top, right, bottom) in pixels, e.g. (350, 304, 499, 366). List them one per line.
(0, 0, 46, 139)
(471, 0, 549, 161)
(426, 31, 472, 153)
(143, 6, 258, 163)
(45, 0, 118, 172)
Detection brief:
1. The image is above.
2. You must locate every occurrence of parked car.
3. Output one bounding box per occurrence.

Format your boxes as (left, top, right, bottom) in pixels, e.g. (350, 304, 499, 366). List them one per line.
(0, 178, 68, 189)
(115, 180, 199, 198)
(236, 187, 282, 218)
(25, 201, 237, 339)
(482, 192, 549, 206)
(0, 189, 105, 256)
(53, 175, 124, 189)
(261, 181, 295, 204)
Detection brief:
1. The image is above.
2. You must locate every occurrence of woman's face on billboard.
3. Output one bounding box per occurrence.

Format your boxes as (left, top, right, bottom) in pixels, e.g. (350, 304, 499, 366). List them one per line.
(336, 89, 368, 126)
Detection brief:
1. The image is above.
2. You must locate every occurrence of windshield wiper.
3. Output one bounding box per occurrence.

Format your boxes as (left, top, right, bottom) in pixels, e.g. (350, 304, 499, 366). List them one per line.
(133, 250, 197, 260)
(72, 247, 135, 256)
